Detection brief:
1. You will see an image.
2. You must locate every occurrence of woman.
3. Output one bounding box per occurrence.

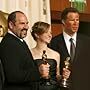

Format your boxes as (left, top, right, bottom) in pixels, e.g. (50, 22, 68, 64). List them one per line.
(31, 21, 70, 90)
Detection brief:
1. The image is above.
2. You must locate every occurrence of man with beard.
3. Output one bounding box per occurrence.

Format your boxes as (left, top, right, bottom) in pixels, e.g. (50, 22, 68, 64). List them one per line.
(0, 11, 49, 90)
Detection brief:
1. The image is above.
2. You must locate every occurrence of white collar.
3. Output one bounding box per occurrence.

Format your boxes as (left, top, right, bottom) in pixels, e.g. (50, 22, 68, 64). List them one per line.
(8, 30, 23, 42)
(63, 31, 77, 42)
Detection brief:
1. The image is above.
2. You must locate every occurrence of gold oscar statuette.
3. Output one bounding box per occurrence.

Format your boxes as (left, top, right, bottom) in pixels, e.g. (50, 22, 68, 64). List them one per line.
(60, 57, 71, 88)
(40, 50, 51, 85)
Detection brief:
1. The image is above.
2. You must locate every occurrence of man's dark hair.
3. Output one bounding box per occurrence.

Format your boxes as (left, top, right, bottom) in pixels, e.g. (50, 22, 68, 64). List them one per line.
(61, 7, 79, 22)
(8, 11, 24, 28)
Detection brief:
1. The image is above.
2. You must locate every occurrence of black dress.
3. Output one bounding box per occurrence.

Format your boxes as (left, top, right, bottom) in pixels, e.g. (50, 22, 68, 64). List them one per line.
(34, 59, 60, 90)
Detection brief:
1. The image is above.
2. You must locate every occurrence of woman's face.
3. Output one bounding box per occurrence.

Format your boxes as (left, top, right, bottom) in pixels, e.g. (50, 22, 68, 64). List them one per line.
(38, 27, 52, 44)
(0, 26, 4, 37)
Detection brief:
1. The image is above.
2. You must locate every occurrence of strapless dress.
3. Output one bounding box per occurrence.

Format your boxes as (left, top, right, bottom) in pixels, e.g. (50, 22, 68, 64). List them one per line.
(34, 59, 60, 90)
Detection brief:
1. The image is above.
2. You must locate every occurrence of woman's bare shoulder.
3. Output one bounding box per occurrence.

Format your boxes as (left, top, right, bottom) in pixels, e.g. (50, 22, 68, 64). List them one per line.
(48, 48, 60, 59)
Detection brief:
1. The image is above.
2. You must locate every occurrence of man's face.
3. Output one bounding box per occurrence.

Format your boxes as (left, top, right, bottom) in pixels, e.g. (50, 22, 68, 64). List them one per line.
(11, 12, 29, 39)
(63, 12, 79, 36)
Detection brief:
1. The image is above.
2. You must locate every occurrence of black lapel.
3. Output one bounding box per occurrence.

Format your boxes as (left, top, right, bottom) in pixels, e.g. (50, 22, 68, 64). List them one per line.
(74, 33, 83, 63)
(59, 34, 70, 59)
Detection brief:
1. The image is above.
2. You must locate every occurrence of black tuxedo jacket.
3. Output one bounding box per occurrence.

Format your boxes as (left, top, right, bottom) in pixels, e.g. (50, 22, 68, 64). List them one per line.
(0, 33, 40, 90)
(50, 33, 90, 90)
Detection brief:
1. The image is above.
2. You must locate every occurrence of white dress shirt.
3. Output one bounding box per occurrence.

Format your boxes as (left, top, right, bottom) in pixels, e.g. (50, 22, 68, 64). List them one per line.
(63, 31, 77, 55)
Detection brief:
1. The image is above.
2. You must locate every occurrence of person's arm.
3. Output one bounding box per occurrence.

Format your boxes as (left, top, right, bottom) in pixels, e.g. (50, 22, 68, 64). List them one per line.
(56, 53, 71, 82)
(55, 52, 61, 81)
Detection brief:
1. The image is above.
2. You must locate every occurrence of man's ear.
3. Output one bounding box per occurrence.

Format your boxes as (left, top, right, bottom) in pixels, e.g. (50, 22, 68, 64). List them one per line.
(62, 20, 65, 25)
(9, 21, 14, 29)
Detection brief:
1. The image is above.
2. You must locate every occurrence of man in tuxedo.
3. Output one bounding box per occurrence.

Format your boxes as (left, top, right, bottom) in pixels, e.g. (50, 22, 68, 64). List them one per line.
(0, 59, 4, 90)
(50, 7, 90, 90)
(0, 11, 50, 90)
